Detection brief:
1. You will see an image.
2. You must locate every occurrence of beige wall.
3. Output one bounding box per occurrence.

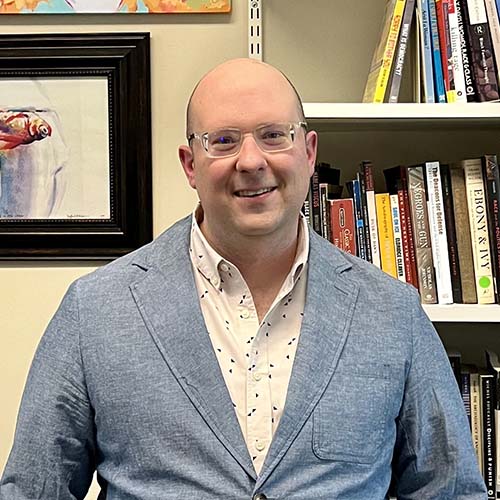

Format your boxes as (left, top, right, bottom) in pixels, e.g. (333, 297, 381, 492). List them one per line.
(0, 2, 386, 497)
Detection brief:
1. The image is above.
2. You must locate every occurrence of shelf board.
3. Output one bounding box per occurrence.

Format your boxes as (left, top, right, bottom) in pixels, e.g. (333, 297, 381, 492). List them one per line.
(303, 102, 500, 120)
(423, 304, 500, 323)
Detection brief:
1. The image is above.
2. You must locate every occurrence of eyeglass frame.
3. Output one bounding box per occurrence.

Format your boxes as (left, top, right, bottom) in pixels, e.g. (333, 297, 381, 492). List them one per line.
(187, 121, 308, 158)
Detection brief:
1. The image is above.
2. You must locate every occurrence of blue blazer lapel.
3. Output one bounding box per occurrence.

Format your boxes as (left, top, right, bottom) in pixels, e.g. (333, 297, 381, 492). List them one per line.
(257, 233, 360, 487)
(129, 217, 256, 479)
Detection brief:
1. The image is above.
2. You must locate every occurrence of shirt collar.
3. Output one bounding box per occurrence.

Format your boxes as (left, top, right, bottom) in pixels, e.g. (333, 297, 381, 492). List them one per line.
(189, 204, 309, 289)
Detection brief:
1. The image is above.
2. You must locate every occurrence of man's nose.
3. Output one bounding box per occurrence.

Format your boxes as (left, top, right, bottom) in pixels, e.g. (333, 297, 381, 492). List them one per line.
(235, 134, 267, 172)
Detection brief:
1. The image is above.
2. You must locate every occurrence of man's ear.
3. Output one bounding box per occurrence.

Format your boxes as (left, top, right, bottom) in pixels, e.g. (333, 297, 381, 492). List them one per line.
(179, 145, 197, 189)
(305, 130, 318, 176)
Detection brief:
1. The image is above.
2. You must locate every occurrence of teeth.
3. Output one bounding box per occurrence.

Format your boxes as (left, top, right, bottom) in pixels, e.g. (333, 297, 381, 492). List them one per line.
(237, 187, 274, 197)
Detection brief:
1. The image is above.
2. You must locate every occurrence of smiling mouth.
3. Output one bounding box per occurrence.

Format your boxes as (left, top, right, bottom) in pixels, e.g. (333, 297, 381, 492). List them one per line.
(235, 187, 277, 198)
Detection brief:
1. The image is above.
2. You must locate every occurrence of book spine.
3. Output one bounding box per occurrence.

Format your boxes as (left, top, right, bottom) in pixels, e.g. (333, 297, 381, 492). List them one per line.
(302, 197, 311, 226)
(330, 199, 357, 256)
(363, 0, 407, 102)
(398, 188, 417, 287)
(484, 0, 500, 82)
(418, 0, 438, 101)
(388, 0, 417, 102)
(401, 170, 420, 288)
(464, 158, 496, 303)
(471, 372, 484, 474)
(450, 164, 478, 302)
(465, 0, 500, 101)
(407, 165, 438, 303)
(437, 0, 457, 100)
(352, 179, 367, 260)
(483, 154, 500, 301)
(448, 0, 469, 100)
(376, 193, 398, 278)
(363, 161, 382, 268)
(357, 170, 373, 262)
(425, 162, 454, 303)
(481, 374, 497, 499)
(390, 193, 407, 281)
(310, 169, 321, 236)
(441, 164, 463, 303)
(461, 371, 472, 429)
(430, 0, 449, 101)
(319, 183, 332, 242)
(458, 0, 481, 99)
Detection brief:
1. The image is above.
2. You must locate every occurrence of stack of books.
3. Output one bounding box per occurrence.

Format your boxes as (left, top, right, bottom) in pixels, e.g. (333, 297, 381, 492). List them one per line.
(363, 0, 500, 103)
(303, 157, 500, 305)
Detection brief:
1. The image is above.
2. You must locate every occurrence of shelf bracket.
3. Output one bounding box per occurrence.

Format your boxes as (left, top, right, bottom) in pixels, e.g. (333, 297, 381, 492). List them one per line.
(248, 0, 262, 61)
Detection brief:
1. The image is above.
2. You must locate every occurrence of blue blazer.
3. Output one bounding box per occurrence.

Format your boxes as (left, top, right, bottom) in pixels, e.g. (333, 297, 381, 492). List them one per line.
(1, 217, 486, 499)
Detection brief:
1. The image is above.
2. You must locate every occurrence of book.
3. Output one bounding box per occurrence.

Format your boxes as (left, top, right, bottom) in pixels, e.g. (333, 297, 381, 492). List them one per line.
(357, 168, 373, 262)
(384, 165, 419, 288)
(330, 199, 357, 256)
(448, 0, 469, 101)
(486, 350, 500, 494)
(482, 155, 500, 301)
(425, 161, 454, 304)
(480, 373, 497, 498)
(309, 168, 321, 236)
(464, 0, 500, 101)
(484, 0, 500, 83)
(436, 0, 457, 100)
(429, 0, 449, 101)
(376, 193, 398, 278)
(449, 163, 478, 302)
(390, 193, 407, 281)
(418, 0, 438, 101)
(319, 183, 332, 242)
(362, 161, 382, 268)
(471, 372, 484, 473)
(463, 158, 496, 303)
(407, 165, 438, 303)
(441, 164, 463, 303)
(458, 0, 481, 100)
(346, 179, 367, 260)
(388, 0, 417, 102)
(363, 0, 407, 103)
(461, 370, 472, 428)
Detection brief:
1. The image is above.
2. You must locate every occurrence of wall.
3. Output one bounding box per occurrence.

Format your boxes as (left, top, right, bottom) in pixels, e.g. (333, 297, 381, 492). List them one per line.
(0, 2, 386, 498)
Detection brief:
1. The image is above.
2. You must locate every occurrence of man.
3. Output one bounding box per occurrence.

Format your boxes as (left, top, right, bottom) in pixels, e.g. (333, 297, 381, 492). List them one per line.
(0, 58, 486, 499)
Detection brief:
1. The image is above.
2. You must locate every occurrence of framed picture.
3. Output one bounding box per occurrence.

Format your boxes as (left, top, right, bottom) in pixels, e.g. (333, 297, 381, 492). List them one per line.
(0, 32, 152, 260)
(0, 0, 231, 14)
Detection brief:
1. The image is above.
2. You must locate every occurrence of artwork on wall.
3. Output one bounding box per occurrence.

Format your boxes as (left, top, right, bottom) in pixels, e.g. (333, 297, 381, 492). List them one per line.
(0, 33, 152, 260)
(0, 0, 231, 14)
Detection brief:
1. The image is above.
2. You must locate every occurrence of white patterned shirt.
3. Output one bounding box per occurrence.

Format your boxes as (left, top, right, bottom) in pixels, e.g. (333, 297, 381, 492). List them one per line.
(189, 207, 309, 474)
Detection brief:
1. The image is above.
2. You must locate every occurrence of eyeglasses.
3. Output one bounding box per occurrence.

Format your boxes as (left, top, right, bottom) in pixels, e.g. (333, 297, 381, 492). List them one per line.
(187, 121, 308, 158)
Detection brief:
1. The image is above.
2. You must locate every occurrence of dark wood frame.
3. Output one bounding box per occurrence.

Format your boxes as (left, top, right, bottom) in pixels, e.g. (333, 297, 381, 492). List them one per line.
(0, 32, 152, 260)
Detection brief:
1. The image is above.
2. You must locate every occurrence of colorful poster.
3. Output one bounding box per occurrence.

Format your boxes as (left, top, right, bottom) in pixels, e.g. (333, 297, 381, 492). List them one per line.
(0, 0, 230, 14)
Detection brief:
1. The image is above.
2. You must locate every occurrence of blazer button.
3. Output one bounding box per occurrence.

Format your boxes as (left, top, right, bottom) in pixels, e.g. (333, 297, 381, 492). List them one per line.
(253, 494, 267, 500)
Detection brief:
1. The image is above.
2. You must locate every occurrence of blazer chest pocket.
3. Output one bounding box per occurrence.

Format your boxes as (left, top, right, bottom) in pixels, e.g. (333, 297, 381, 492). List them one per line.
(313, 364, 394, 464)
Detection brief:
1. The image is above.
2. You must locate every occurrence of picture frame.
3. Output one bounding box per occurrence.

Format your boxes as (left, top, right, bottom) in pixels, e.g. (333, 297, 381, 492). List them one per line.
(0, 32, 152, 260)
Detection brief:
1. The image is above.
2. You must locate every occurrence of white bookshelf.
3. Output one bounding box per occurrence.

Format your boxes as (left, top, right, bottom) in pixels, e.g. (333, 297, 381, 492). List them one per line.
(304, 102, 500, 327)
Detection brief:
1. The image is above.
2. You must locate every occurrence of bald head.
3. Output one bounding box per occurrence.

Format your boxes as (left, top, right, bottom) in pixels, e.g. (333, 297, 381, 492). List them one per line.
(185, 58, 305, 137)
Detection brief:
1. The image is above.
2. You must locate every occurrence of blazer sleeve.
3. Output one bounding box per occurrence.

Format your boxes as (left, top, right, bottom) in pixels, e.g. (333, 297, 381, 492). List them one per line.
(392, 291, 487, 500)
(0, 282, 97, 500)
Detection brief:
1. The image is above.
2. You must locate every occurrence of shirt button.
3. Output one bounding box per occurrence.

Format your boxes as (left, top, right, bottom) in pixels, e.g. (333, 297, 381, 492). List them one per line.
(253, 372, 263, 381)
(255, 441, 266, 452)
(212, 277, 220, 288)
(220, 263, 229, 272)
(253, 494, 267, 500)
(240, 309, 250, 319)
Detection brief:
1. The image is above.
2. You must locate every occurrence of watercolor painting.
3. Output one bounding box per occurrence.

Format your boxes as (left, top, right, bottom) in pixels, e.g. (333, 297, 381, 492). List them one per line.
(0, 77, 110, 220)
(0, 0, 230, 14)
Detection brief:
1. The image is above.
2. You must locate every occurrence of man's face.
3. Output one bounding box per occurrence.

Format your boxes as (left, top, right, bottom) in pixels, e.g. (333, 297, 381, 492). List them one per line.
(179, 60, 317, 249)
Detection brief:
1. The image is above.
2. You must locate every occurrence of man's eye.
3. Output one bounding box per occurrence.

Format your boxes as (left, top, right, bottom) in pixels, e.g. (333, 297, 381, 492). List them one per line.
(261, 130, 287, 142)
(210, 133, 239, 147)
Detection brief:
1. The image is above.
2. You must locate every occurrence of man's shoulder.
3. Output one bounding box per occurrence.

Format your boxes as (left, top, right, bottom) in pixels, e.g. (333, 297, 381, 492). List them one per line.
(73, 215, 191, 293)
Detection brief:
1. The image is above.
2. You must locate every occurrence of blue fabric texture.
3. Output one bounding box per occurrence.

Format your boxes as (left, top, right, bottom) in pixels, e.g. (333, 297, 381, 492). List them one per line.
(0, 216, 487, 499)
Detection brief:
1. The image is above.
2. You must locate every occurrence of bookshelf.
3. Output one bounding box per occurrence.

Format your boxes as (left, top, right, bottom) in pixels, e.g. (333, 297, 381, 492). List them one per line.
(301, 102, 500, 362)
